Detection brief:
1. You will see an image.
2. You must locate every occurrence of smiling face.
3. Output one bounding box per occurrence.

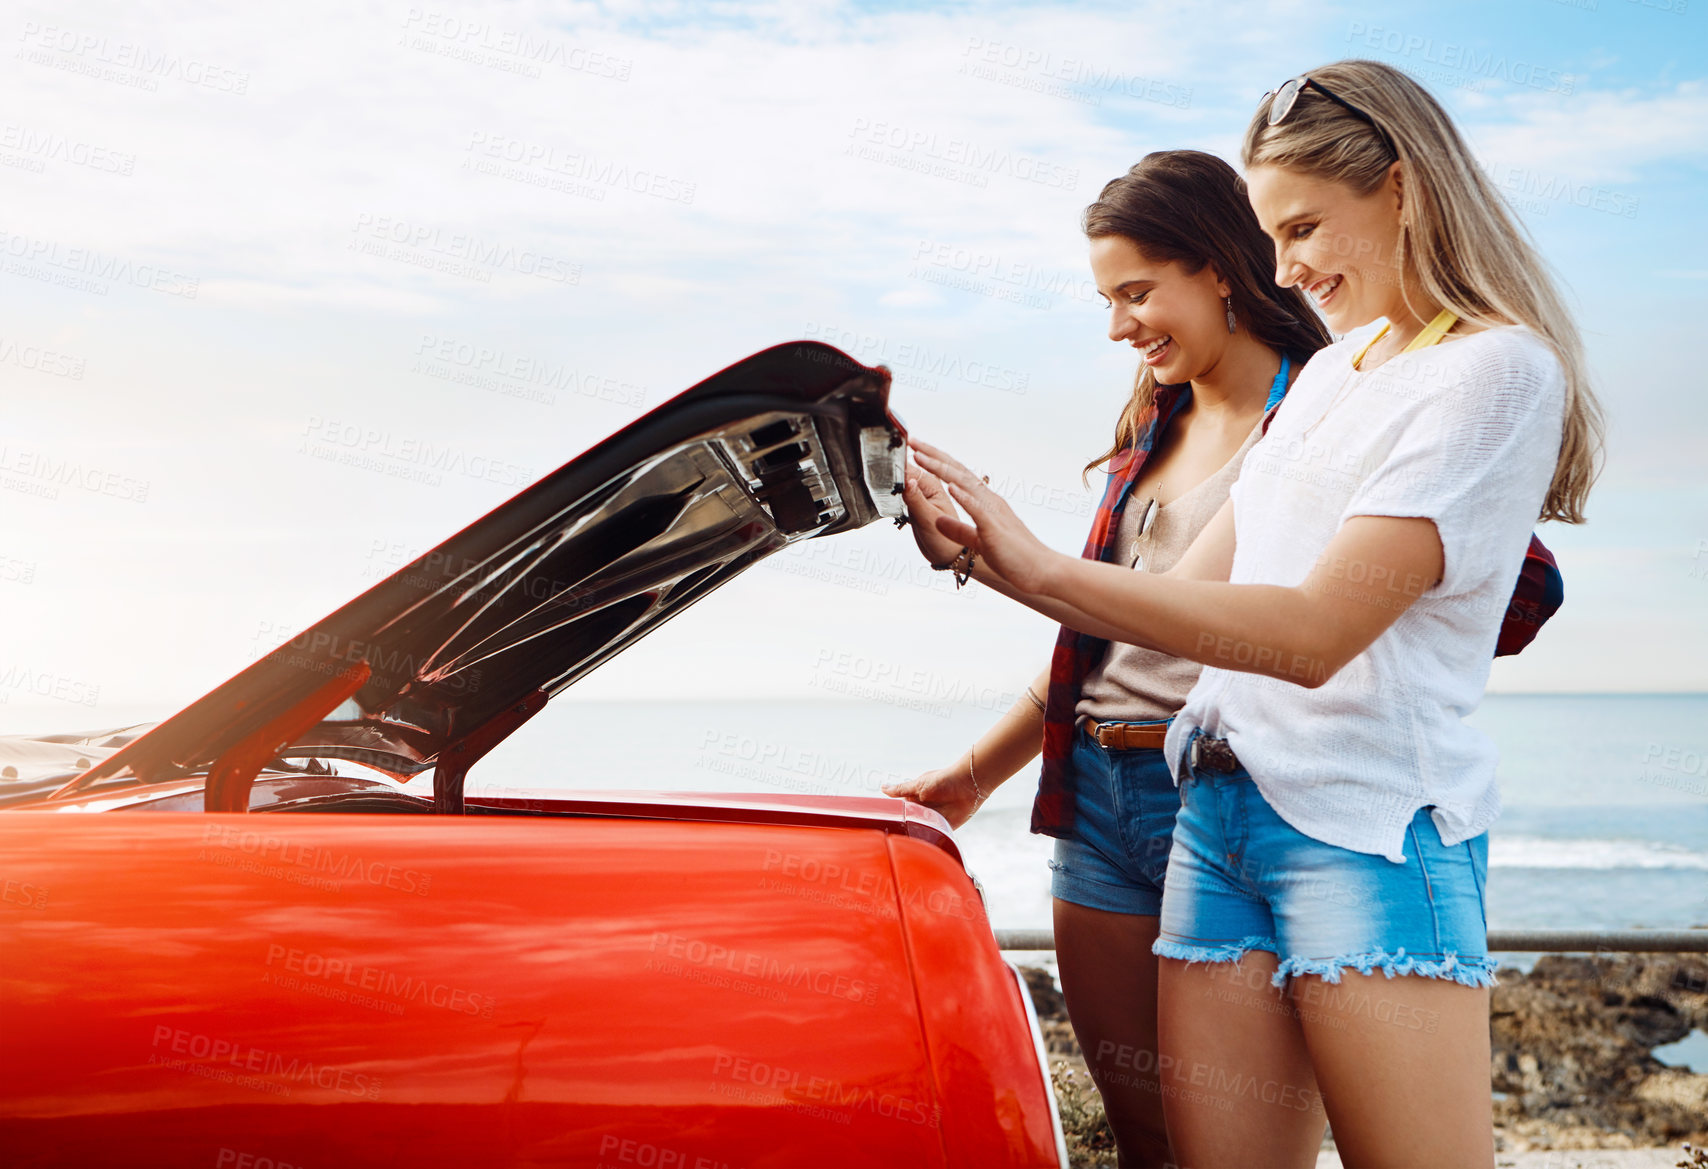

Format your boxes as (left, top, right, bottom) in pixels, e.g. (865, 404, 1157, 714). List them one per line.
(1244, 162, 1405, 333)
(1088, 234, 1232, 383)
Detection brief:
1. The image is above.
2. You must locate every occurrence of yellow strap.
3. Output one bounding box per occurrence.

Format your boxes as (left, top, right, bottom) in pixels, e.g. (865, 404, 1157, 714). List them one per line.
(1407, 307, 1459, 351)
(1351, 307, 1459, 370)
(1350, 324, 1389, 370)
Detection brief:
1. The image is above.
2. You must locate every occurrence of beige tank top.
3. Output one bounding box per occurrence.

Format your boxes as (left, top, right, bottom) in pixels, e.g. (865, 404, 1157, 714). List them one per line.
(1074, 414, 1266, 724)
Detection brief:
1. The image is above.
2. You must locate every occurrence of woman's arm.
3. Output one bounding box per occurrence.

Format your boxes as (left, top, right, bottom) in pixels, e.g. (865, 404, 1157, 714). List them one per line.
(880, 662, 1052, 828)
(961, 555, 1132, 643)
(911, 437, 1443, 688)
(967, 496, 1237, 637)
(909, 461, 1241, 642)
(902, 460, 1134, 641)
(1045, 513, 1442, 686)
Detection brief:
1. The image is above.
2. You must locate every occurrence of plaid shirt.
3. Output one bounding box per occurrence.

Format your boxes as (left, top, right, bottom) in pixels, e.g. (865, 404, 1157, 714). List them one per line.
(1030, 375, 1565, 838)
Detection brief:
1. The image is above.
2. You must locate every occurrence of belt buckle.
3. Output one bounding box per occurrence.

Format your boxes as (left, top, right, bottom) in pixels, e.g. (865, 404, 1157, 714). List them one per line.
(1190, 735, 1237, 774)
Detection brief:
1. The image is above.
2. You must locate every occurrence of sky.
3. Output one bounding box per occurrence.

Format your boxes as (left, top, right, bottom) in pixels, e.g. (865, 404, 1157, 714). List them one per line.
(2, 0, 1705, 731)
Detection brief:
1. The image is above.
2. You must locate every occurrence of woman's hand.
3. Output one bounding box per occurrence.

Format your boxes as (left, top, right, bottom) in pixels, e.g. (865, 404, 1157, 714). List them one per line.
(907, 437, 1062, 595)
(900, 458, 969, 570)
(882, 762, 983, 829)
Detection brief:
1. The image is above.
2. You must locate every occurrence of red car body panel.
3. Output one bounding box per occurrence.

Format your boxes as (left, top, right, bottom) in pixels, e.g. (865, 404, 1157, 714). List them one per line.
(889, 837, 1062, 1165)
(0, 810, 1060, 1167)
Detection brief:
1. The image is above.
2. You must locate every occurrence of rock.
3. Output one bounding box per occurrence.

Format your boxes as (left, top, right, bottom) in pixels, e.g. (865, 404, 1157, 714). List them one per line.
(1020, 953, 1708, 1155)
(1018, 967, 1081, 1056)
(1490, 953, 1708, 1149)
(1021, 964, 1067, 1021)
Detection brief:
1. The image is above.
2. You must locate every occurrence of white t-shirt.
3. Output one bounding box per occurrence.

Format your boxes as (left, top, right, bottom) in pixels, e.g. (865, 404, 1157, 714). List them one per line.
(1163, 322, 1568, 862)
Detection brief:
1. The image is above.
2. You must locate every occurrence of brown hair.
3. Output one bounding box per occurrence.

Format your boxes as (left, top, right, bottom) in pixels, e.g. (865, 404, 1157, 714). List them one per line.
(1081, 149, 1332, 482)
(1241, 60, 1603, 523)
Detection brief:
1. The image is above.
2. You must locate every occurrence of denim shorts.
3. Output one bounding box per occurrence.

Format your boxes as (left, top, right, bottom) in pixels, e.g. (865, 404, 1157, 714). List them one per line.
(1047, 718, 1181, 916)
(1153, 727, 1498, 989)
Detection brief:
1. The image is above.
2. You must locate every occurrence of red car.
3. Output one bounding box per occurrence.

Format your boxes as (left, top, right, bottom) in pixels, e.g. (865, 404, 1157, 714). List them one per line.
(0, 342, 1068, 1169)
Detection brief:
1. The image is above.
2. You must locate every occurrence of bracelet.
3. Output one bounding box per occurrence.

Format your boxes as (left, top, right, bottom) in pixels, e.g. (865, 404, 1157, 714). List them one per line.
(929, 545, 967, 572)
(952, 547, 976, 589)
(967, 744, 986, 805)
(1024, 686, 1046, 714)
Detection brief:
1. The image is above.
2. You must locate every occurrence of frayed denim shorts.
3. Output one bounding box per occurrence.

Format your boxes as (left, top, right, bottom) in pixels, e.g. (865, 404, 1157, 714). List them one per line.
(1152, 728, 1498, 990)
(1048, 717, 1181, 916)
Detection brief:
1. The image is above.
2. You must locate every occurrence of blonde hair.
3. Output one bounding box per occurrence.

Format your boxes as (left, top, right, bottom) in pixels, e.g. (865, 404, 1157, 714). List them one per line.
(1242, 59, 1603, 523)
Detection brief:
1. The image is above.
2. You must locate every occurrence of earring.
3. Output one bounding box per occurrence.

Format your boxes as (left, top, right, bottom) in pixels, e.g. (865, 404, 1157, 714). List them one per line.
(1224, 295, 1236, 334)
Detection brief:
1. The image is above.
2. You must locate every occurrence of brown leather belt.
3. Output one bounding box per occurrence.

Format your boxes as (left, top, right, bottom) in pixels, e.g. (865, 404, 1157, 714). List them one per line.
(1082, 716, 1171, 751)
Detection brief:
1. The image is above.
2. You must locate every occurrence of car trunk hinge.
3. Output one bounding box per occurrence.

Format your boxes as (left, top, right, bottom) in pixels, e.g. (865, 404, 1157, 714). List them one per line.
(203, 662, 371, 813)
(433, 689, 551, 815)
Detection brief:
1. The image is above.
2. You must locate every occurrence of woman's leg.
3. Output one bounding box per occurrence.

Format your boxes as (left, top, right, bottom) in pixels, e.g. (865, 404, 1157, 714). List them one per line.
(1049, 729, 1183, 1166)
(1156, 952, 1327, 1169)
(1287, 972, 1493, 1168)
(1256, 802, 1500, 1168)
(1150, 760, 1328, 1167)
(1053, 900, 1171, 1167)
(1270, 817, 1499, 1168)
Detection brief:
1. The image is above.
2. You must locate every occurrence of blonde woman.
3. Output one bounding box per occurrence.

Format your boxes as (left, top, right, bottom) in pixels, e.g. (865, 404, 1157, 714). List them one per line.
(901, 60, 1602, 1168)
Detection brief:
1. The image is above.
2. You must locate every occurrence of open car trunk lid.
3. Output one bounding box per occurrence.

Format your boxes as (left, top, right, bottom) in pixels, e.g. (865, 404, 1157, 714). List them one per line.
(44, 342, 903, 807)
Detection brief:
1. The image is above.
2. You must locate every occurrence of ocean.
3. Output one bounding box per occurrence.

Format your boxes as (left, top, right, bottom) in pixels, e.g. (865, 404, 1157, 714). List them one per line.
(7, 693, 1705, 945)
(471, 692, 1708, 945)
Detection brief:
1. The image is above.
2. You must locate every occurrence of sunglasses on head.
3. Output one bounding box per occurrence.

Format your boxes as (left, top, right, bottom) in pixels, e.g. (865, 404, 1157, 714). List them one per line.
(1261, 75, 1398, 159)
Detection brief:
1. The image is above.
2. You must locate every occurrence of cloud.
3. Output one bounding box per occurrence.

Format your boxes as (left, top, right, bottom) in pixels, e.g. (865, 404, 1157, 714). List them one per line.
(1467, 80, 1708, 184)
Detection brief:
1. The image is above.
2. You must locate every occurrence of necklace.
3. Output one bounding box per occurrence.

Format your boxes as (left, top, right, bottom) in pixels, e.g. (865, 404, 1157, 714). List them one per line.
(1298, 364, 1360, 443)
